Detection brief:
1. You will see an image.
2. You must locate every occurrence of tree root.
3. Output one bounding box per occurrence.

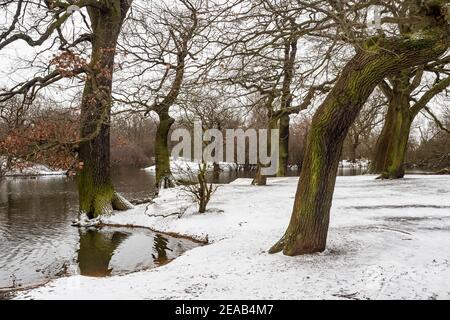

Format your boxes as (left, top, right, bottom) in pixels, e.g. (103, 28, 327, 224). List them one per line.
(112, 192, 134, 211)
(268, 235, 286, 254)
(435, 168, 450, 175)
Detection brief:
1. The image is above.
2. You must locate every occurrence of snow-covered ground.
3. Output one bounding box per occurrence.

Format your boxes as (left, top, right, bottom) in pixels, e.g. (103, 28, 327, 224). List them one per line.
(16, 175, 450, 300)
(143, 157, 237, 174)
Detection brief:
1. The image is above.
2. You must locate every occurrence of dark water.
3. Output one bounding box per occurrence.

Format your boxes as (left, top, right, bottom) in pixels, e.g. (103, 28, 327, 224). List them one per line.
(0, 166, 364, 291)
(0, 168, 205, 290)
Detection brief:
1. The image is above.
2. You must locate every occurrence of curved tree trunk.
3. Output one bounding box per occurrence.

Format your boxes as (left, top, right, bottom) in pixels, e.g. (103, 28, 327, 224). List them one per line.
(150, 11, 197, 192)
(269, 33, 448, 255)
(78, 2, 133, 218)
(370, 94, 412, 179)
(155, 111, 175, 190)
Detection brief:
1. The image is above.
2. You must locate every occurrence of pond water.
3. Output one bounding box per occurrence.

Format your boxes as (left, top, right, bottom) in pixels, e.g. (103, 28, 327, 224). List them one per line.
(0, 166, 364, 291)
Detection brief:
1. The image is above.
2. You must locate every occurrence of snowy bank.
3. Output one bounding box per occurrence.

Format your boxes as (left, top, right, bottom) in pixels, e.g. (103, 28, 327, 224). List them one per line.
(143, 157, 237, 174)
(17, 175, 450, 300)
(1, 157, 66, 177)
(5, 164, 66, 177)
(339, 159, 370, 168)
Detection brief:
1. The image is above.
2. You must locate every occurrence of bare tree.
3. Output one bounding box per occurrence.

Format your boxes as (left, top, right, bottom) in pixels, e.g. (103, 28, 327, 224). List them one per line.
(115, 0, 227, 192)
(0, 0, 135, 218)
(203, 0, 337, 181)
(270, 0, 450, 256)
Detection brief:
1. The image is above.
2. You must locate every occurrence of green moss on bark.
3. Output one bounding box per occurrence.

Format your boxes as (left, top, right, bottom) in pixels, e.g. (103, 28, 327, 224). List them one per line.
(78, 167, 115, 218)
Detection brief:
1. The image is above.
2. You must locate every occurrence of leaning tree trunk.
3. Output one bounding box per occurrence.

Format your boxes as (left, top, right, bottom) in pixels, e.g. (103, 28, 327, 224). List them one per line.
(78, 3, 133, 218)
(277, 113, 290, 177)
(370, 96, 412, 179)
(269, 34, 448, 255)
(155, 110, 175, 190)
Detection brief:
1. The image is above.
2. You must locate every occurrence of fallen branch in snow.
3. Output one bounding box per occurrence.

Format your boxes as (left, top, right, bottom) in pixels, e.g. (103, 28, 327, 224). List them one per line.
(130, 197, 154, 205)
(146, 211, 185, 219)
(332, 292, 361, 300)
(144, 203, 188, 219)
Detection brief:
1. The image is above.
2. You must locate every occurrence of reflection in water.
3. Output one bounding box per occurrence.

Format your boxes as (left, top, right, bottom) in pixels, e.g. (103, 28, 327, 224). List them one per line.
(77, 227, 197, 278)
(0, 168, 197, 289)
(77, 229, 128, 277)
(152, 234, 171, 266)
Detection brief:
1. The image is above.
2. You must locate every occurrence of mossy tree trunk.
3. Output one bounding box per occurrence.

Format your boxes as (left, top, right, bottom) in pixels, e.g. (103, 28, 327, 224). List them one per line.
(270, 32, 449, 255)
(151, 10, 197, 192)
(278, 113, 290, 176)
(78, 1, 132, 218)
(155, 111, 175, 189)
(370, 74, 412, 179)
(277, 38, 297, 177)
(371, 68, 450, 179)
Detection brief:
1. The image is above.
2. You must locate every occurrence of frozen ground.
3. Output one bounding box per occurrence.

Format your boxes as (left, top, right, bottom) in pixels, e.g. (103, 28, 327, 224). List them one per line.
(16, 175, 450, 300)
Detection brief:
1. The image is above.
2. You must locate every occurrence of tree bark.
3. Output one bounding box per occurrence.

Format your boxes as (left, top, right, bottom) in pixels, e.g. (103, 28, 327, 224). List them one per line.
(78, 1, 132, 218)
(252, 107, 277, 186)
(155, 111, 175, 190)
(370, 83, 412, 179)
(277, 38, 297, 177)
(270, 33, 449, 255)
(278, 113, 290, 176)
(151, 11, 196, 192)
(370, 68, 450, 179)
(252, 163, 267, 186)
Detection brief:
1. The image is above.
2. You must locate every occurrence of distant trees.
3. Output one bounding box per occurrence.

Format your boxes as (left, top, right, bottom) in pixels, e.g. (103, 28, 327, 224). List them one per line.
(288, 116, 311, 170)
(206, 0, 335, 180)
(408, 109, 450, 170)
(0, 96, 78, 172)
(110, 114, 157, 168)
(343, 93, 385, 163)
